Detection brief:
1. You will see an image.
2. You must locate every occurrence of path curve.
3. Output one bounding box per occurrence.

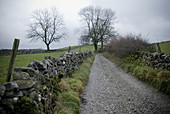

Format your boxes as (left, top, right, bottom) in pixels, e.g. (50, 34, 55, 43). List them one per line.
(80, 54, 170, 114)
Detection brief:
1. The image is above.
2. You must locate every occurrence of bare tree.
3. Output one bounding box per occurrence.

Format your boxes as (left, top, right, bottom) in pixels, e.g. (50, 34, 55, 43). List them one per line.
(79, 6, 99, 51)
(79, 6, 116, 51)
(97, 8, 116, 50)
(27, 8, 66, 51)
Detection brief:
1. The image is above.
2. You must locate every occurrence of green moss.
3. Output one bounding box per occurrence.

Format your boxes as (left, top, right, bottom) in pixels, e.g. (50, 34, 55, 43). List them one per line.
(66, 70, 73, 77)
(0, 99, 11, 102)
(13, 96, 36, 114)
(20, 96, 31, 103)
(58, 72, 65, 79)
(43, 76, 60, 94)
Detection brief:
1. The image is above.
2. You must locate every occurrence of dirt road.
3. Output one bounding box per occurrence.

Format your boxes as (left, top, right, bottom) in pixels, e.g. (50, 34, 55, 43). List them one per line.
(80, 54, 170, 114)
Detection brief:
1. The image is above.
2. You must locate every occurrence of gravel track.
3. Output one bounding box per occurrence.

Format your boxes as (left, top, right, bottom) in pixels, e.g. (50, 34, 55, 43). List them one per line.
(80, 54, 170, 114)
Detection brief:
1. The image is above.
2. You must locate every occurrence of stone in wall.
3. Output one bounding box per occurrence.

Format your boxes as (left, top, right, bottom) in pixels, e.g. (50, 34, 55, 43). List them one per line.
(131, 52, 170, 70)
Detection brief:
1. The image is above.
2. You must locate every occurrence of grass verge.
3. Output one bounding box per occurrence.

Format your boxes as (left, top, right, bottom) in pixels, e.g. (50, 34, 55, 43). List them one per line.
(103, 53, 170, 95)
(54, 55, 95, 114)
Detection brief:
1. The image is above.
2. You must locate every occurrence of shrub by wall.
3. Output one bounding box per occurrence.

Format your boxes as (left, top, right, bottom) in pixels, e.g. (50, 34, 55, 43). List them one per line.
(105, 33, 155, 58)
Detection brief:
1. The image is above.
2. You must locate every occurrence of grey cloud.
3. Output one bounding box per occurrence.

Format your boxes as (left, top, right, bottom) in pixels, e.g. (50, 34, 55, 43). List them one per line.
(91, 0, 170, 42)
(0, 0, 169, 49)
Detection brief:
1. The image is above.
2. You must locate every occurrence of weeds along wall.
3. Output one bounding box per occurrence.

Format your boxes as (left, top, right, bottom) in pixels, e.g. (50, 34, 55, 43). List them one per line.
(0, 51, 93, 113)
(125, 52, 170, 71)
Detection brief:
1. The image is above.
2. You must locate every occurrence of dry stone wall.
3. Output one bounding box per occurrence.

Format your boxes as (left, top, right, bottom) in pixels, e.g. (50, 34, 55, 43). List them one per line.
(0, 45, 84, 56)
(130, 52, 170, 70)
(0, 51, 93, 113)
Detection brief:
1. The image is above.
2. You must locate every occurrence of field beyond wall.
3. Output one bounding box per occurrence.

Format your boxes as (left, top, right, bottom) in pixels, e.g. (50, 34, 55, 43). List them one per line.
(0, 45, 94, 84)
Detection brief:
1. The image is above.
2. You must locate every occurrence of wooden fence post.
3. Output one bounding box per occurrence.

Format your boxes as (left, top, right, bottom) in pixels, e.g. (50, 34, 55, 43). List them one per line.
(156, 43, 161, 53)
(79, 46, 81, 52)
(68, 46, 71, 53)
(6, 39, 20, 82)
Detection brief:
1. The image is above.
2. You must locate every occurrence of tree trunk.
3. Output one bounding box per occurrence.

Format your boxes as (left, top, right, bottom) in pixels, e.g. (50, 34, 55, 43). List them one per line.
(46, 44, 50, 51)
(101, 40, 104, 50)
(100, 36, 104, 50)
(94, 43, 98, 51)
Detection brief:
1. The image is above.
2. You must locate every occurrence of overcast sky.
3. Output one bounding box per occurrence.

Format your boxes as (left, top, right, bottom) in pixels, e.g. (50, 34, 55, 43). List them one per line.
(0, 0, 170, 49)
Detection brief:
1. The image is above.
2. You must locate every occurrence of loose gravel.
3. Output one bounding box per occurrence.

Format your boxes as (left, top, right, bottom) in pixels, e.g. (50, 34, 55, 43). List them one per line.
(80, 54, 170, 114)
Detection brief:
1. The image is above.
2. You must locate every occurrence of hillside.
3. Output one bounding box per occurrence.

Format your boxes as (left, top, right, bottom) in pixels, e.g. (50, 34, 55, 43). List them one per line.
(154, 40, 170, 54)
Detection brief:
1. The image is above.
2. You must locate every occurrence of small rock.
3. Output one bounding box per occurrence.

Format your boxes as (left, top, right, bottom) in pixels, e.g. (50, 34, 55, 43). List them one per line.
(13, 97, 19, 102)
(3, 91, 23, 99)
(37, 94, 41, 102)
(0, 107, 5, 114)
(29, 91, 37, 101)
(0, 100, 14, 112)
(0, 84, 6, 97)
(28, 60, 46, 71)
(14, 67, 38, 77)
(4, 82, 18, 91)
(27, 88, 35, 93)
(13, 71, 30, 80)
(165, 55, 170, 63)
(43, 86, 47, 90)
(4, 91, 16, 98)
(15, 80, 37, 90)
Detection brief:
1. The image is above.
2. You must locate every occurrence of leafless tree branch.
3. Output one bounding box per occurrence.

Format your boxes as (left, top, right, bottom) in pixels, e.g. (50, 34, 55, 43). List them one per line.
(27, 7, 66, 51)
(79, 6, 116, 51)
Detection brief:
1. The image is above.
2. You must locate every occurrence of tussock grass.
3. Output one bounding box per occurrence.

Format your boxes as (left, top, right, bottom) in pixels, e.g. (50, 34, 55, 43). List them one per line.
(146, 69, 157, 83)
(59, 79, 71, 92)
(157, 71, 170, 79)
(55, 55, 95, 114)
(66, 78, 84, 93)
(55, 91, 80, 114)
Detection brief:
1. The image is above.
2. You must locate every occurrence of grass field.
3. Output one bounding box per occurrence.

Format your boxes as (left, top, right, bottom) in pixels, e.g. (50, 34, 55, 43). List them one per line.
(0, 45, 94, 84)
(154, 41, 170, 54)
